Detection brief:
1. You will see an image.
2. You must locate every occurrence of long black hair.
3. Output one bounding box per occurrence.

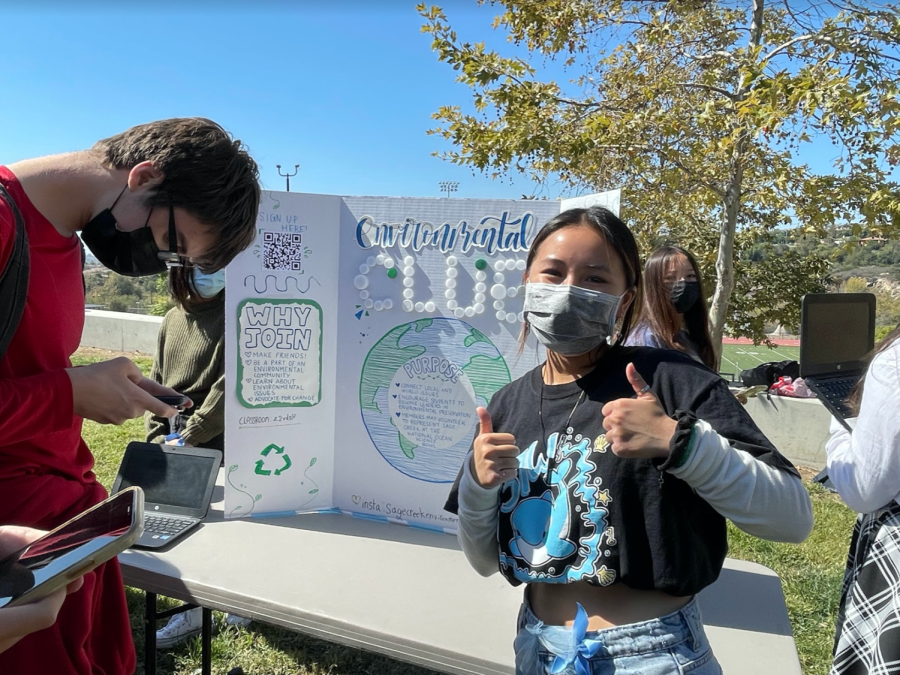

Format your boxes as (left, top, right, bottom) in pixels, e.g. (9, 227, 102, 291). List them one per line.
(518, 206, 643, 352)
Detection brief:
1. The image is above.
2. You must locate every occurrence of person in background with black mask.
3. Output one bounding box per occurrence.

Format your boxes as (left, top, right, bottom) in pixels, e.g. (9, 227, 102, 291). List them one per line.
(626, 246, 718, 371)
(0, 118, 260, 675)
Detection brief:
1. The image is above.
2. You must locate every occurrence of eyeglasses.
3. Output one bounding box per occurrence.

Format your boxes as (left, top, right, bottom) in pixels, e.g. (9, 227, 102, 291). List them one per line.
(157, 204, 184, 270)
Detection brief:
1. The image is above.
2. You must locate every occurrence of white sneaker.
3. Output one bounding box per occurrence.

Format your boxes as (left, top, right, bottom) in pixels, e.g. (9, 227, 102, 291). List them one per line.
(156, 607, 203, 648)
(225, 613, 252, 628)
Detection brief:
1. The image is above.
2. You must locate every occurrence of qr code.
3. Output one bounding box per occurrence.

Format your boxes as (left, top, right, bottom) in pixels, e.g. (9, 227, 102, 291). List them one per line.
(262, 232, 303, 271)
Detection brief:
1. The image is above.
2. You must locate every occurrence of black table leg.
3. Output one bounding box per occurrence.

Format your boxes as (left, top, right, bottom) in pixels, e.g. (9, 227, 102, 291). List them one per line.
(201, 607, 213, 675)
(143, 593, 209, 675)
(145, 592, 157, 675)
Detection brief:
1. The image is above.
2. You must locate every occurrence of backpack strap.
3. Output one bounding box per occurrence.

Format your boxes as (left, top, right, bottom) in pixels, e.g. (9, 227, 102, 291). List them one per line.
(79, 231, 86, 294)
(0, 182, 30, 361)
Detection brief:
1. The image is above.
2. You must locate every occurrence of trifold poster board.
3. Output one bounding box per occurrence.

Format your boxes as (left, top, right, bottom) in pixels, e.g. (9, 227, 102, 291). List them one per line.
(224, 190, 620, 532)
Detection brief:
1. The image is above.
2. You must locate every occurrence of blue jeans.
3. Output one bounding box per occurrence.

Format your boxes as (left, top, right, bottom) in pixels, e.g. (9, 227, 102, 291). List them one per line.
(514, 593, 722, 675)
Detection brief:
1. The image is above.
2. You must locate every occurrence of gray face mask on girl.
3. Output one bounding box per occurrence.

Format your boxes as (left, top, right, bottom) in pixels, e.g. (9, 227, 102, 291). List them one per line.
(523, 282, 623, 356)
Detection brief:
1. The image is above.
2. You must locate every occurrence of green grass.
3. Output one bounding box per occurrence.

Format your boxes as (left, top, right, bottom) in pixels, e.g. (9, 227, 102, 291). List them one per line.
(77, 347, 852, 675)
(720, 342, 801, 377)
(727, 482, 855, 675)
(70, 349, 154, 373)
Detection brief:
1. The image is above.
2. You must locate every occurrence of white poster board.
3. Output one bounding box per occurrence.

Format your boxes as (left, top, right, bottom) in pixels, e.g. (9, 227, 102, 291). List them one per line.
(224, 190, 620, 531)
(560, 190, 621, 215)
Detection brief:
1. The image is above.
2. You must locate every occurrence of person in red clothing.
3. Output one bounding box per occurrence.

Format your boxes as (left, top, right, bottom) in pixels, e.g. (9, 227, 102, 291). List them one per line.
(0, 118, 260, 675)
(0, 525, 85, 655)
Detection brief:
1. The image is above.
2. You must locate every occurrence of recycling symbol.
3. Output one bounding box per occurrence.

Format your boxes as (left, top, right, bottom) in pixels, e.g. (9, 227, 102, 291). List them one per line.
(254, 444, 292, 476)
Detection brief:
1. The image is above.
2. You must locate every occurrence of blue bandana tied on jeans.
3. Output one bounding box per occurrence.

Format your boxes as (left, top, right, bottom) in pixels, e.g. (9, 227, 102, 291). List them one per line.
(513, 595, 721, 675)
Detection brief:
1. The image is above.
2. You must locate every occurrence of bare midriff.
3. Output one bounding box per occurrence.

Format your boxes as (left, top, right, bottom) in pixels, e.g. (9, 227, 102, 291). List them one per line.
(529, 580, 691, 630)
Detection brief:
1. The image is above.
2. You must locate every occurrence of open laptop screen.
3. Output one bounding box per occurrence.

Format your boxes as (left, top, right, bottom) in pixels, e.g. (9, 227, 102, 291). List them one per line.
(804, 301, 872, 366)
(800, 293, 876, 376)
(117, 447, 218, 510)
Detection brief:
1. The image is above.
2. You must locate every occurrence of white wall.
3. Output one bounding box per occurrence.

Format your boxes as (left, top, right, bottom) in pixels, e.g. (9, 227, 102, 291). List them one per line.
(81, 309, 162, 354)
(740, 394, 831, 470)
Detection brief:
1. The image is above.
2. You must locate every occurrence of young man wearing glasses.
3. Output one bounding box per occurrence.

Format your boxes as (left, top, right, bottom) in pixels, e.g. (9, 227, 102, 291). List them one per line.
(0, 118, 260, 675)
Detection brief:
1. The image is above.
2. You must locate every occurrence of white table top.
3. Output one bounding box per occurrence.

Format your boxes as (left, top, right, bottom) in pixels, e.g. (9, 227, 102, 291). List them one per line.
(119, 485, 802, 675)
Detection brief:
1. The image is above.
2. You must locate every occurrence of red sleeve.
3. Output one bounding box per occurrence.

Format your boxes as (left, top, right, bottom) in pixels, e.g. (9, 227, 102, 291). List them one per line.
(0, 178, 15, 279)
(0, 369, 75, 442)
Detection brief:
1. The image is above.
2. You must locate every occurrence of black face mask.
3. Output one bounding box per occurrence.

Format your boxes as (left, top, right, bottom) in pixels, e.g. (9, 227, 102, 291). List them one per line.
(81, 186, 181, 278)
(669, 280, 701, 314)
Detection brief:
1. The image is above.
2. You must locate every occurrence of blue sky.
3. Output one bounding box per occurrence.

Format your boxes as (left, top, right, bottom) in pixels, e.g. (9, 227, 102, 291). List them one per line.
(1, 1, 553, 200)
(0, 1, 854, 203)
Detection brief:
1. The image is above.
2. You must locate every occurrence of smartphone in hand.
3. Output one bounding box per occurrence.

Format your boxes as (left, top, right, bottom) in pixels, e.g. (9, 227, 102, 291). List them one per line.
(0, 488, 144, 608)
(155, 395, 190, 408)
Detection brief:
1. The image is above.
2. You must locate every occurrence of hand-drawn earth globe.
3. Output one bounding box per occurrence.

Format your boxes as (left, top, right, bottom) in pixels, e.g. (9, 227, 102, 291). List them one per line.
(359, 317, 511, 482)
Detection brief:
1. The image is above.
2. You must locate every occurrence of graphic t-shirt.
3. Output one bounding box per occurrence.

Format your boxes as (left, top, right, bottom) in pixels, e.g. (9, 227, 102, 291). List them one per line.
(446, 346, 799, 596)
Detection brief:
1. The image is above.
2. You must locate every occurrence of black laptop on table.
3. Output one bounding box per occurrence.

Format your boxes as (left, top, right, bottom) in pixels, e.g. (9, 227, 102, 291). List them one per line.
(112, 442, 222, 549)
(800, 292, 876, 432)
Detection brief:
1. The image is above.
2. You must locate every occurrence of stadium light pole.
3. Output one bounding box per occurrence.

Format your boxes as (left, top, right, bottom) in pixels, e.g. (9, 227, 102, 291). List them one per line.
(277, 164, 300, 192)
(439, 181, 459, 198)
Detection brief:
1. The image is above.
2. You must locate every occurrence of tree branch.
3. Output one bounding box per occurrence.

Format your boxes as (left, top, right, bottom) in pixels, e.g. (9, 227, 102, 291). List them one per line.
(592, 143, 726, 197)
(749, 0, 765, 51)
(684, 50, 741, 65)
(554, 96, 604, 109)
(760, 34, 815, 65)
(676, 82, 737, 100)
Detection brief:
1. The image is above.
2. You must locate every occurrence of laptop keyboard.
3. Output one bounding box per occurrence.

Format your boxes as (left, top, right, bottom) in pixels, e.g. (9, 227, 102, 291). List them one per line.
(143, 515, 194, 537)
(812, 377, 856, 417)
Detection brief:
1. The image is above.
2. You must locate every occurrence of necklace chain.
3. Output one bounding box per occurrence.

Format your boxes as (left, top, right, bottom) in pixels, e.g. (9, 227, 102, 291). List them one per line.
(539, 364, 587, 477)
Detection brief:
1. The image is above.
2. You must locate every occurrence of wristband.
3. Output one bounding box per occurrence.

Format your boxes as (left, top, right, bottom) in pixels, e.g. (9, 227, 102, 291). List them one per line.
(654, 410, 698, 472)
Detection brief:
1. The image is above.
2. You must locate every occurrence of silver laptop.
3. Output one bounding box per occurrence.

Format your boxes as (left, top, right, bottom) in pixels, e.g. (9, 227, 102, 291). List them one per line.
(112, 442, 221, 549)
(800, 293, 875, 431)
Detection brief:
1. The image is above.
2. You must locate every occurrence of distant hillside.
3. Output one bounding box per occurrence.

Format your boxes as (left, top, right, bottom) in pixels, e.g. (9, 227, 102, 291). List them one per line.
(748, 228, 900, 286)
(83, 269, 170, 315)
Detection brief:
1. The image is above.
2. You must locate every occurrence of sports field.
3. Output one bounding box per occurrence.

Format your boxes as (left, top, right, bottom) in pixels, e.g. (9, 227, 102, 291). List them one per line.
(719, 341, 800, 378)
